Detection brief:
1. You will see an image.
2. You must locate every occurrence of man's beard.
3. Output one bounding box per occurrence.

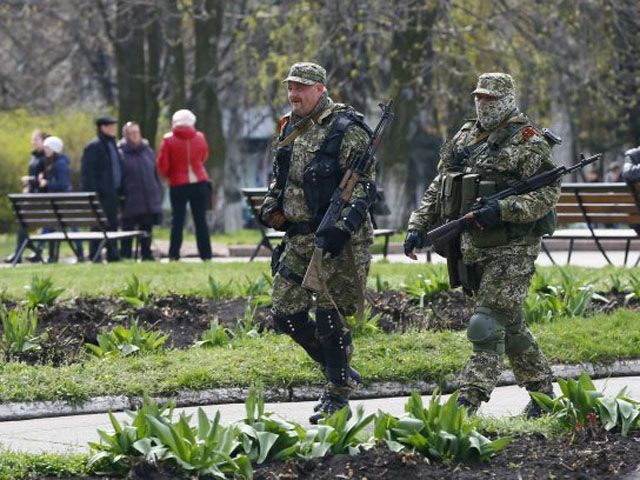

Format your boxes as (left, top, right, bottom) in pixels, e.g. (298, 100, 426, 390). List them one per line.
(475, 94, 517, 130)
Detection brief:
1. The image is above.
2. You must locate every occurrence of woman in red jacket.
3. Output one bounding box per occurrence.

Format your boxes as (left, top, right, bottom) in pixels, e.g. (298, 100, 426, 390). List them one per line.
(157, 109, 212, 260)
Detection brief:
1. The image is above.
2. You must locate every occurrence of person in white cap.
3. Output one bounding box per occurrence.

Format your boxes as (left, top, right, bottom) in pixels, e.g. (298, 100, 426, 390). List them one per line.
(39, 136, 85, 262)
(157, 109, 212, 260)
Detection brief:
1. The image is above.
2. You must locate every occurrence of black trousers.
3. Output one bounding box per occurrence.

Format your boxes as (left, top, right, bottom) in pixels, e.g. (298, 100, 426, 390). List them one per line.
(169, 182, 212, 260)
(121, 214, 155, 260)
(89, 210, 120, 262)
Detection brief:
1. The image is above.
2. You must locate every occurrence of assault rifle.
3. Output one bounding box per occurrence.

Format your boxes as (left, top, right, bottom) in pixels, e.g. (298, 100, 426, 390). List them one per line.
(302, 100, 395, 293)
(426, 153, 602, 251)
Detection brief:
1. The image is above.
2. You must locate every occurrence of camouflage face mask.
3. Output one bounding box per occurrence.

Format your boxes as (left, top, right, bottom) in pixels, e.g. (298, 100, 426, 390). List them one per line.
(475, 93, 517, 131)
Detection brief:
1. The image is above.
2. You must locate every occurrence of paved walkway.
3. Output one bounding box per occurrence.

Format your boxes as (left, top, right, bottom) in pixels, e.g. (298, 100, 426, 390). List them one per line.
(1, 376, 639, 454)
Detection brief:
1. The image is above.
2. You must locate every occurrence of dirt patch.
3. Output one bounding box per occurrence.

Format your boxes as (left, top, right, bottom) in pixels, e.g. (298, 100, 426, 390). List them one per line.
(2, 288, 638, 366)
(254, 430, 640, 479)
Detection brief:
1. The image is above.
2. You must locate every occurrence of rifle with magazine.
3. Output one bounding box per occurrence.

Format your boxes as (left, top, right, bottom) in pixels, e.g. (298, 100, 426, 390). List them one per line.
(302, 100, 395, 293)
(426, 153, 602, 251)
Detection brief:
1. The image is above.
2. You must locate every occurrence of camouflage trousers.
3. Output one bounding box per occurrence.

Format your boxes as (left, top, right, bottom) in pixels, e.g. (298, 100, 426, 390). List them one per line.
(460, 253, 553, 406)
(271, 233, 372, 315)
(271, 232, 372, 397)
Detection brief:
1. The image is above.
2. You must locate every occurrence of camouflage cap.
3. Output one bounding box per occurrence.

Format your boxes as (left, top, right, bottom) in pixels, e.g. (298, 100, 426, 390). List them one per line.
(472, 72, 515, 98)
(282, 62, 326, 85)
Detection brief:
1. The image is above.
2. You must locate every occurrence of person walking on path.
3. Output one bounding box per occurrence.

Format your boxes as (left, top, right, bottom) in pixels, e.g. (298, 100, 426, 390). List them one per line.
(260, 62, 376, 423)
(118, 121, 163, 261)
(404, 73, 560, 417)
(81, 115, 123, 262)
(157, 109, 212, 261)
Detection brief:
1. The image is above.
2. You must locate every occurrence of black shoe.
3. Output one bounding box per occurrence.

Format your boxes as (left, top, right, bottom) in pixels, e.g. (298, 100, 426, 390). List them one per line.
(523, 393, 553, 419)
(309, 393, 349, 425)
(456, 396, 479, 415)
(76, 256, 85, 263)
(47, 256, 59, 264)
(26, 252, 41, 263)
(314, 367, 361, 412)
(4, 254, 20, 264)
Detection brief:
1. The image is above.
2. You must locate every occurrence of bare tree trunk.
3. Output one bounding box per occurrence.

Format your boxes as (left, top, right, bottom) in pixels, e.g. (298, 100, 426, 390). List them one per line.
(192, 0, 226, 229)
(378, 1, 438, 229)
(164, 0, 186, 116)
(144, 7, 161, 148)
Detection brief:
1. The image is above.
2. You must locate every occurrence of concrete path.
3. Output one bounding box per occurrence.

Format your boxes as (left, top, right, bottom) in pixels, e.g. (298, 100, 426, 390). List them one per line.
(1, 376, 639, 454)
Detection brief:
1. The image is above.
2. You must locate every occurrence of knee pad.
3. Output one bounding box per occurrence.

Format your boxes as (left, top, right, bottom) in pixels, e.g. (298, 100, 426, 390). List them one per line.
(273, 311, 314, 339)
(467, 306, 505, 355)
(504, 317, 534, 356)
(316, 308, 351, 385)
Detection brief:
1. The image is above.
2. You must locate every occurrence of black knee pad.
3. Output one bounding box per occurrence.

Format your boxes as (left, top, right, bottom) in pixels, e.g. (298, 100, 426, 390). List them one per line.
(316, 309, 351, 385)
(273, 310, 317, 343)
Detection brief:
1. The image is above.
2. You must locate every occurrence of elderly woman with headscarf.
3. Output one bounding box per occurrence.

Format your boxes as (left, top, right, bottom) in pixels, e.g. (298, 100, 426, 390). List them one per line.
(157, 109, 212, 261)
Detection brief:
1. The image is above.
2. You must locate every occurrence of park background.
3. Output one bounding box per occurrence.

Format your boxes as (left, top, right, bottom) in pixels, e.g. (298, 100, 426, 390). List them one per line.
(0, 0, 638, 234)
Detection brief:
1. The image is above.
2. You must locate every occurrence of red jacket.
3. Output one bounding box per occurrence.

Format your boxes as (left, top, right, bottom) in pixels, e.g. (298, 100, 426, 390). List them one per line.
(157, 126, 210, 187)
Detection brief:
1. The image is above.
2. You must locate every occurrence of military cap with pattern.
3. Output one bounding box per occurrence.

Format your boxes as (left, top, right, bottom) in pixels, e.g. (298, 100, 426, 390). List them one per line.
(472, 72, 515, 98)
(282, 62, 326, 85)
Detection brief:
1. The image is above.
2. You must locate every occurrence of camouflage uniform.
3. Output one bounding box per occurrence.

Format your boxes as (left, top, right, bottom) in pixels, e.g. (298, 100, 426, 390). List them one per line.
(407, 73, 559, 409)
(260, 63, 375, 420)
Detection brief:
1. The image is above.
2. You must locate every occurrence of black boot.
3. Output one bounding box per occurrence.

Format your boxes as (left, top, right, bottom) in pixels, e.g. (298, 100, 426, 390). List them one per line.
(309, 392, 350, 425)
(313, 367, 361, 412)
(523, 391, 554, 419)
(456, 395, 479, 415)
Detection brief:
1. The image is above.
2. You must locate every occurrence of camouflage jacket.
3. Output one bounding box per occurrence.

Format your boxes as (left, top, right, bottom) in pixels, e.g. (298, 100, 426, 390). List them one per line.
(260, 98, 374, 243)
(408, 112, 560, 263)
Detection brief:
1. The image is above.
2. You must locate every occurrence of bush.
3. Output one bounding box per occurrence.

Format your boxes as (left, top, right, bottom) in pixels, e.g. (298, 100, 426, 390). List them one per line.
(85, 318, 168, 358)
(374, 390, 511, 463)
(117, 274, 152, 308)
(530, 372, 640, 437)
(24, 274, 64, 309)
(0, 305, 41, 357)
(0, 109, 97, 232)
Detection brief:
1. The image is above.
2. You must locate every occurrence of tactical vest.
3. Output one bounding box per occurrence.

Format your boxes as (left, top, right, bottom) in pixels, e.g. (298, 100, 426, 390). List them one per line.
(275, 110, 372, 226)
(439, 119, 558, 248)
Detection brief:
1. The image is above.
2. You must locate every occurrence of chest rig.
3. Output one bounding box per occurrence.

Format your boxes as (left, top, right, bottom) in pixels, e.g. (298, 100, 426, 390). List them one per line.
(439, 118, 558, 247)
(275, 109, 372, 226)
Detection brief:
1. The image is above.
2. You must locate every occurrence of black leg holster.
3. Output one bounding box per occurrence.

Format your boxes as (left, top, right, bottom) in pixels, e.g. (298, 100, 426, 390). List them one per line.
(316, 308, 351, 386)
(273, 311, 324, 365)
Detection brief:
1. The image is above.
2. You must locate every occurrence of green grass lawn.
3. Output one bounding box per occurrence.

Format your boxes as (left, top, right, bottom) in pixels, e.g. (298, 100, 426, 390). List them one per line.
(1, 254, 637, 299)
(1, 310, 639, 403)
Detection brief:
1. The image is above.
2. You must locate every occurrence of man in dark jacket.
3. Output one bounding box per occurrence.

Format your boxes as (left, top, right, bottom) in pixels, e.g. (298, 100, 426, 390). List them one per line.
(118, 121, 163, 260)
(81, 115, 123, 262)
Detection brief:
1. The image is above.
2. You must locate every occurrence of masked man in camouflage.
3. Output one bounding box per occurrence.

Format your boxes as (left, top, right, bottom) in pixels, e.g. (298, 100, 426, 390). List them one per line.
(260, 62, 376, 424)
(404, 73, 559, 416)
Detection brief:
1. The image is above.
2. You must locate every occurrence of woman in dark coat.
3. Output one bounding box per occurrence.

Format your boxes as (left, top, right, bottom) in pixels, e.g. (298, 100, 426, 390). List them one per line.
(118, 122, 163, 260)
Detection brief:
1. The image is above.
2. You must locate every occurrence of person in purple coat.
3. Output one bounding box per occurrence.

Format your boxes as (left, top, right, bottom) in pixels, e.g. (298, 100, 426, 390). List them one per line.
(118, 122, 163, 260)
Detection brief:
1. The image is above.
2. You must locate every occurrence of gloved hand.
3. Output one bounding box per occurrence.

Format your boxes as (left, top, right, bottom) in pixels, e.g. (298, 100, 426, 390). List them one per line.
(473, 199, 502, 230)
(403, 230, 426, 258)
(316, 227, 350, 258)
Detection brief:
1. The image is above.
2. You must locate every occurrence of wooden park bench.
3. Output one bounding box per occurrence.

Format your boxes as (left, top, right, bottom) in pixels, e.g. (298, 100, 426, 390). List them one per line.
(8, 192, 146, 266)
(242, 187, 395, 261)
(542, 182, 640, 266)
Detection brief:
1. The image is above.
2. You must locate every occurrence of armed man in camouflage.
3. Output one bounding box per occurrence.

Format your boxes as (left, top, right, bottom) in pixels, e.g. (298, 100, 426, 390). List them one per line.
(260, 62, 376, 423)
(404, 73, 559, 416)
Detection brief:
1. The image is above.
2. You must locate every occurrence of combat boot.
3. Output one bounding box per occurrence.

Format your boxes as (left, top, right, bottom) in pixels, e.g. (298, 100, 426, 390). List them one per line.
(456, 395, 479, 415)
(309, 392, 350, 424)
(523, 392, 554, 419)
(313, 367, 361, 412)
